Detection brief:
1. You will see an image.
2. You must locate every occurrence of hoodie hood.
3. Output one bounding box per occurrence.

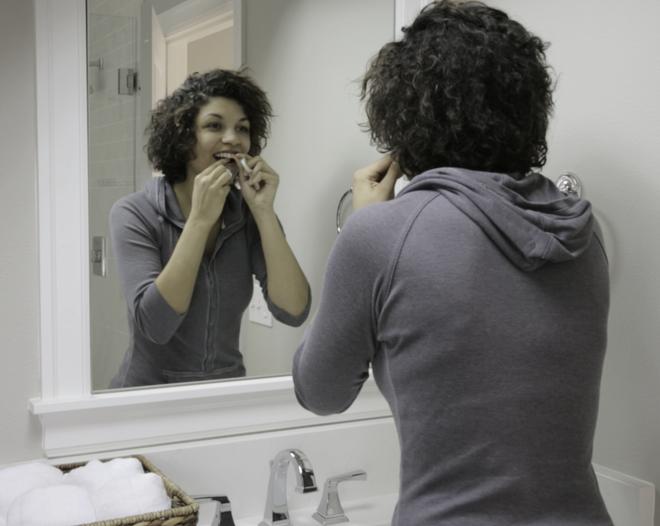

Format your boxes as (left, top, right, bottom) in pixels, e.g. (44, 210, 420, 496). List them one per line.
(398, 167, 594, 271)
(144, 176, 184, 226)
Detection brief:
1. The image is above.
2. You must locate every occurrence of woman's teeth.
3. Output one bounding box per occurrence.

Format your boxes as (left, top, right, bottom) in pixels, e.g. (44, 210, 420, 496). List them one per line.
(213, 152, 235, 160)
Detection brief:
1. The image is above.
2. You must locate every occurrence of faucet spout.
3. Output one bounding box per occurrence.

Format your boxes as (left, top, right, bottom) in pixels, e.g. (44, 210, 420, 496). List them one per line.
(259, 449, 317, 526)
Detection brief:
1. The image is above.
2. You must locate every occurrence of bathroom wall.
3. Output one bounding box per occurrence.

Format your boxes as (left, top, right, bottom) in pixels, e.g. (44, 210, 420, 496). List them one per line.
(484, 0, 660, 521)
(0, 0, 43, 464)
(187, 28, 233, 75)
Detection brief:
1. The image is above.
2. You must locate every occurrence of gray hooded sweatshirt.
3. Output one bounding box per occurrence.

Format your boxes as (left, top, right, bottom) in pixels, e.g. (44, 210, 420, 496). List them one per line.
(293, 168, 612, 525)
(109, 177, 309, 387)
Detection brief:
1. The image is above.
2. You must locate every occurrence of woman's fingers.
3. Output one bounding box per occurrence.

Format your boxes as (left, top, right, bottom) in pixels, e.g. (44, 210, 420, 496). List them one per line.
(239, 158, 278, 191)
(190, 162, 234, 226)
(351, 155, 402, 210)
(197, 158, 226, 178)
(353, 155, 394, 185)
(378, 158, 403, 193)
(242, 167, 265, 191)
(236, 155, 279, 217)
(208, 170, 233, 191)
(369, 155, 395, 177)
(210, 160, 233, 180)
(238, 155, 275, 176)
(196, 161, 234, 187)
(237, 153, 259, 172)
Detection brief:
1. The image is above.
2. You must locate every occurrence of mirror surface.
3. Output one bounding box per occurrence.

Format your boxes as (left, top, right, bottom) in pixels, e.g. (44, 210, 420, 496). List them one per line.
(87, 0, 395, 391)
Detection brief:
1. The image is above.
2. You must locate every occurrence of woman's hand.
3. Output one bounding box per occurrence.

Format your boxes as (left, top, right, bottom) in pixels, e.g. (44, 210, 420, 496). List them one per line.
(351, 155, 403, 211)
(188, 159, 234, 229)
(238, 154, 279, 219)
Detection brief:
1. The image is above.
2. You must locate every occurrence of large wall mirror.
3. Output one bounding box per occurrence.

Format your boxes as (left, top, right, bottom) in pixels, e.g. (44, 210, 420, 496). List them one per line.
(86, 0, 396, 391)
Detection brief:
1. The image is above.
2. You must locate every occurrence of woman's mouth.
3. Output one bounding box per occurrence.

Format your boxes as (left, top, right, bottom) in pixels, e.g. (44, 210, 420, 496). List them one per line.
(213, 152, 252, 173)
(213, 153, 242, 188)
(213, 152, 238, 161)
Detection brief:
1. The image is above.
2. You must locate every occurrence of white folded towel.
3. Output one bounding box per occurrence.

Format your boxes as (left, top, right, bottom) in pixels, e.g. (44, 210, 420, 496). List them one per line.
(0, 462, 63, 518)
(62, 459, 107, 492)
(92, 472, 171, 521)
(6, 484, 96, 526)
(106, 457, 144, 479)
(63, 457, 143, 493)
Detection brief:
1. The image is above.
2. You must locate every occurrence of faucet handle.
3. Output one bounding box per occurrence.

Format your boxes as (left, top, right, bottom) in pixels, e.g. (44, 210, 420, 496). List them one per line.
(312, 470, 367, 525)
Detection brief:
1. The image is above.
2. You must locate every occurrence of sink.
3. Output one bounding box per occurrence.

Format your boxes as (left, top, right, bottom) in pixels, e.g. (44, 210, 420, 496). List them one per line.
(234, 493, 398, 526)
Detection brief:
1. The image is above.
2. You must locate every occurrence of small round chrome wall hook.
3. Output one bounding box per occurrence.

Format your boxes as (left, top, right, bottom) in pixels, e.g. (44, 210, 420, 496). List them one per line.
(336, 188, 353, 233)
(555, 172, 583, 198)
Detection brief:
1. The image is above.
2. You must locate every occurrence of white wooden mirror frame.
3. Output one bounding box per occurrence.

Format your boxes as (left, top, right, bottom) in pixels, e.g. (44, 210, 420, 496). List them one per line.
(29, 0, 424, 458)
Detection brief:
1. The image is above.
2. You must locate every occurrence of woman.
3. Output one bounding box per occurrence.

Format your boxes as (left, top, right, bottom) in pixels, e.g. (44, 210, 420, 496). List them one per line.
(293, 2, 612, 525)
(110, 69, 310, 388)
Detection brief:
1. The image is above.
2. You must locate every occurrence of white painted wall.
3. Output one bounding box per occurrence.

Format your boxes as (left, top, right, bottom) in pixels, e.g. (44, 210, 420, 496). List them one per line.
(187, 27, 234, 76)
(481, 0, 660, 522)
(0, 0, 43, 463)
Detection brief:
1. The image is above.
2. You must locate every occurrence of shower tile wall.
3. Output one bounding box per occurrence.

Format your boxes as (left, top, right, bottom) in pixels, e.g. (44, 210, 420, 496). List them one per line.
(87, 0, 141, 390)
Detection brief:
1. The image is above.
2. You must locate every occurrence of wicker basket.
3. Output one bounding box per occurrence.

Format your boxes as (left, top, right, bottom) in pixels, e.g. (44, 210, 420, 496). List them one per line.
(56, 455, 199, 526)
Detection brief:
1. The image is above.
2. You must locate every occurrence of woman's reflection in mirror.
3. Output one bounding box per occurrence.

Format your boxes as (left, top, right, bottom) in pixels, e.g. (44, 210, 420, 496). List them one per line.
(109, 69, 310, 388)
(293, 1, 612, 525)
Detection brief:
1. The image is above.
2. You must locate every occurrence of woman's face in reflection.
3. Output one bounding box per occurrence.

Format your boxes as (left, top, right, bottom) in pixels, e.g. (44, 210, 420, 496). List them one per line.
(187, 96, 251, 176)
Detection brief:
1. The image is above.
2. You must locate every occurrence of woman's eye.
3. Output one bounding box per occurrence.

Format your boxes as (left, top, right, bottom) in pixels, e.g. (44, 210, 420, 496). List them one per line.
(239, 126, 250, 134)
(206, 122, 221, 130)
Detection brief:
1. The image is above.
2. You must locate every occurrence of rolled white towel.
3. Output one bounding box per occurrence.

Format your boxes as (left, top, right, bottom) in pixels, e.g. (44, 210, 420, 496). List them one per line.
(92, 472, 171, 521)
(0, 462, 63, 518)
(105, 457, 144, 479)
(63, 457, 144, 493)
(6, 484, 96, 526)
(62, 459, 108, 492)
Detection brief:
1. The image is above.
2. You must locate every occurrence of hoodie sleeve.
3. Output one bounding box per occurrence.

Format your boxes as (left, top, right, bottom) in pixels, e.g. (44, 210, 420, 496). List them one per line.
(292, 207, 387, 415)
(250, 216, 311, 327)
(109, 198, 185, 344)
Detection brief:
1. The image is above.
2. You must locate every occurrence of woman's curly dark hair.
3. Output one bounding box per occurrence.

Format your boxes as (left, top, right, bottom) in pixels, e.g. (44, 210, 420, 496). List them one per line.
(361, 0, 554, 178)
(146, 68, 273, 183)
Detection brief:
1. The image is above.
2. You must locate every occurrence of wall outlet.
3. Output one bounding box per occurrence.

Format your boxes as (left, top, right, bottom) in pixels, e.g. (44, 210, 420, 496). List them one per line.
(249, 279, 273, 327)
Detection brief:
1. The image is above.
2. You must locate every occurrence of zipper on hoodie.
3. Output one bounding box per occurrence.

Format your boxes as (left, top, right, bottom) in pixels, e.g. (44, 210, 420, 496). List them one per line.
(202, 259, 215, 371)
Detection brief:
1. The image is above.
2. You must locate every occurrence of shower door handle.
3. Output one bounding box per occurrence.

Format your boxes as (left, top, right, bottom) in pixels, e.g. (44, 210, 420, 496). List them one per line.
(91, 235, 107, 277)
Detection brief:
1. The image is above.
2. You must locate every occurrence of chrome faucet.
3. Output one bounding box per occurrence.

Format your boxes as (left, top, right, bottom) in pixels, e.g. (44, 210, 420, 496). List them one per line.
(313, 470, 367, 525)
(259, 449, 318, 526)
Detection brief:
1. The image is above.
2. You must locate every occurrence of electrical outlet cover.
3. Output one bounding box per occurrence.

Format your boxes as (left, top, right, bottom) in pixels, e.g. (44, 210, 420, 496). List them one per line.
(249, 279, 273, 327)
